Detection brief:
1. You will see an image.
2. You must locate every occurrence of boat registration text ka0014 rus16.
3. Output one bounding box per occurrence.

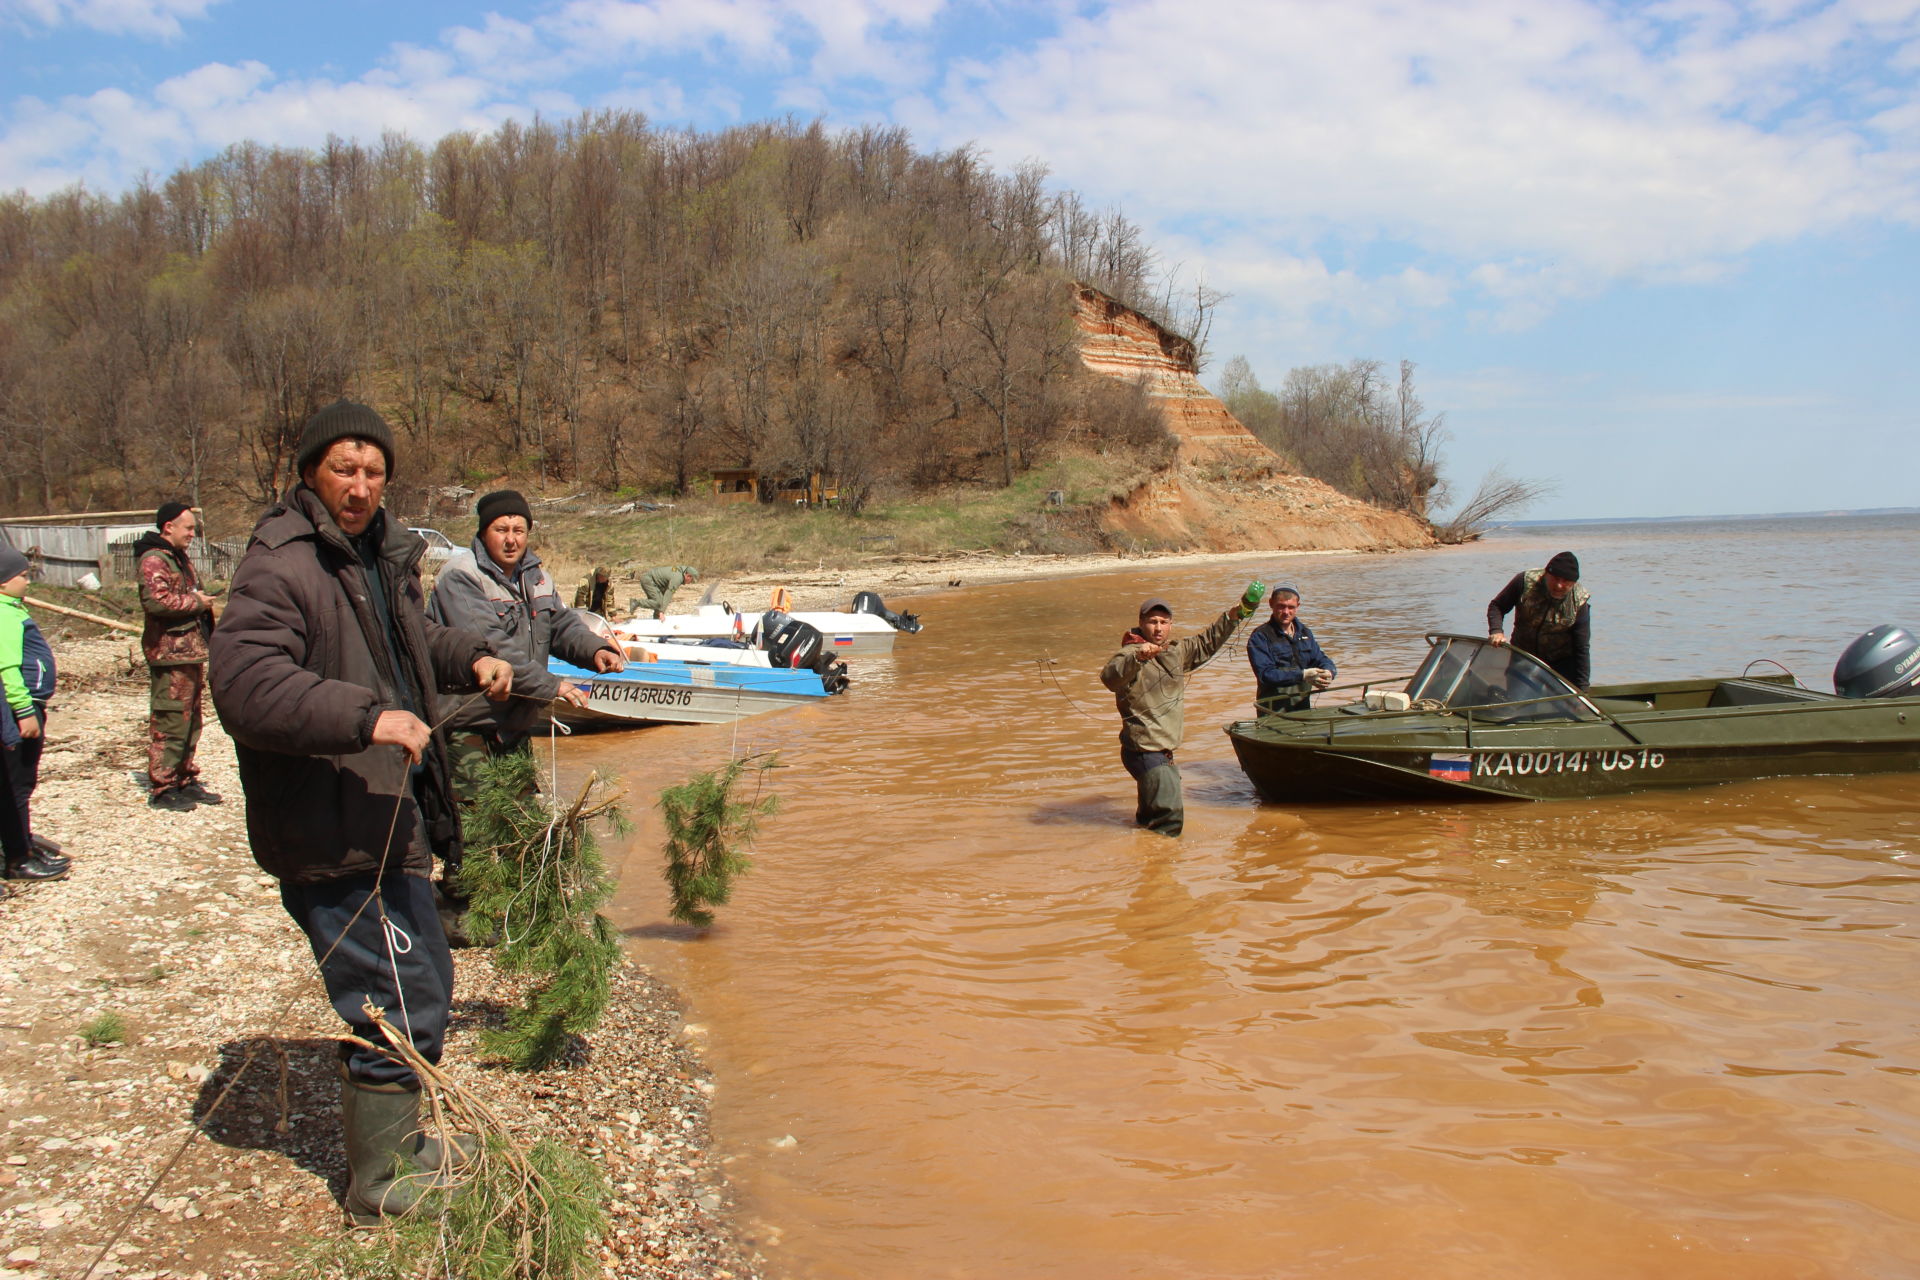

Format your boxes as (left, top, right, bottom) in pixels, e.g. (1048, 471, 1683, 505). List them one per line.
(1452, 749, 1670, 778)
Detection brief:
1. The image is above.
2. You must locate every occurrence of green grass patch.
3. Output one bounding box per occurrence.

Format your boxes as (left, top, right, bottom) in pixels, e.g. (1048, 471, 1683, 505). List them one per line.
(79, 1012, 126, 1046)
(524, 454, 1146, 586)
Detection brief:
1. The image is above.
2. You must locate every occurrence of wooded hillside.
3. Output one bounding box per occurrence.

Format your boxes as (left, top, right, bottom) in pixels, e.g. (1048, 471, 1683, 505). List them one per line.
(0, 114, 1183, 517)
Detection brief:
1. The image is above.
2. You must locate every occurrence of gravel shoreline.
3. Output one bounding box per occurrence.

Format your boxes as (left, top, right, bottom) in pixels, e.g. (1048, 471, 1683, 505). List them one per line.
(0, 633, 760, 1280)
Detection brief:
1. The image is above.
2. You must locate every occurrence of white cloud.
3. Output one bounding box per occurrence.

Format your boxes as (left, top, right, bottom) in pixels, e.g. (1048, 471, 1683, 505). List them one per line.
(904, 0, 1920, 325)
(0, 0, 218, 39)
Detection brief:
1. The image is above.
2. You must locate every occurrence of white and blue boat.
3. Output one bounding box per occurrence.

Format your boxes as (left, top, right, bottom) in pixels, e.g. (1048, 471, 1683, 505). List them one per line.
(547, 644, 846, 728)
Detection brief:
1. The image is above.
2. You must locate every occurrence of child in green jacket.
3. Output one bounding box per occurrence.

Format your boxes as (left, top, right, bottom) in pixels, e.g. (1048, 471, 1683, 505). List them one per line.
(0, 544, 65, 881)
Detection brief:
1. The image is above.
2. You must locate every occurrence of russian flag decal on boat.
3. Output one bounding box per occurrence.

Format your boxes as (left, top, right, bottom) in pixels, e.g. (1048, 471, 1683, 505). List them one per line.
(832, 635, 853, 646)
(1428, 753, 1472, 781)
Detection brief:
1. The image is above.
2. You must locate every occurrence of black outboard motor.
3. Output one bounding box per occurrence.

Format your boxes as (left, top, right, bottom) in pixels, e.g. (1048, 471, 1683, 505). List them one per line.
(763, 615, 824, 669)
(1833, 624, 1920, 699)
(850, 590, 923, 634)
(759, 613, 851, 694)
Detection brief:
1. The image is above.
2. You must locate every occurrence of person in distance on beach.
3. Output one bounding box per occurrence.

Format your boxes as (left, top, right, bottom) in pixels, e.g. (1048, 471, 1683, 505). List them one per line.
(1247, 586, 1337, 714)
(209, 400, 513, 1227)
(1102, 583, 1264, 837)
(637, 564, 698, 620)
(572, 565, 612, 614)
(1487, 550, 1591, 688)
(133, 502, 219, 812)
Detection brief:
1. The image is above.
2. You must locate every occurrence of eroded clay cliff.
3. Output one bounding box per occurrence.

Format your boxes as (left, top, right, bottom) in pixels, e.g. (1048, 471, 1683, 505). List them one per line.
(1074, 285, 1432, 553)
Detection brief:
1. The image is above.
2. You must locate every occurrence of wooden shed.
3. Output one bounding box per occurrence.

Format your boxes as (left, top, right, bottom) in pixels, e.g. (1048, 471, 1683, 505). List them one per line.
(0, 509, 231, 588)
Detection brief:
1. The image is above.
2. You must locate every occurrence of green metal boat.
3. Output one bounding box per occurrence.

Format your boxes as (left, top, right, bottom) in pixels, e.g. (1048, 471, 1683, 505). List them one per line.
(1226, 632, 1920, 802)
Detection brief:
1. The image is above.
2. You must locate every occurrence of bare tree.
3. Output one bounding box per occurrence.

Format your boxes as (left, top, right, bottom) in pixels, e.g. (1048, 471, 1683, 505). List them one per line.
(1434, 467, 1554, 544)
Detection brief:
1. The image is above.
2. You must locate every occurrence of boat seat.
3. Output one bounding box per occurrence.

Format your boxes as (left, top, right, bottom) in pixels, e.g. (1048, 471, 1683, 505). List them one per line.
(1707, 678, 1833, 708)
(1589, 696, 1652, 712)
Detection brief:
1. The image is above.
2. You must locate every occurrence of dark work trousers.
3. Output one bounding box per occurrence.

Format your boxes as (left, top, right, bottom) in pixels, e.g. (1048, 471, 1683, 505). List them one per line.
(0, 742, 29, 863)
(8, 718, 43, 849)
(1121, 745, 1183, 837)
(280, 871, 452, 1087)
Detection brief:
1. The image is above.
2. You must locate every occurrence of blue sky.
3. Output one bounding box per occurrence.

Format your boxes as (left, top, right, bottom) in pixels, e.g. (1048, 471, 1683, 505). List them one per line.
(4, 0, 1917, 521)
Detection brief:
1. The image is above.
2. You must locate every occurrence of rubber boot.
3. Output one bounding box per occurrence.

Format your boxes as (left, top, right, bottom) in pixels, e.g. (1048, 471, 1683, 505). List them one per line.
(435, 881, 500, 950)
(339, 1072, 457, 1227)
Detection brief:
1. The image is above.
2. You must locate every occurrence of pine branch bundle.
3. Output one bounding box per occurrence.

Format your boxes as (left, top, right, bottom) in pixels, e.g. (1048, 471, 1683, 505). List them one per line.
(658, 752, 780, 928)
(457, 752, 627, 1069)
(293, 1008, 607, 1280)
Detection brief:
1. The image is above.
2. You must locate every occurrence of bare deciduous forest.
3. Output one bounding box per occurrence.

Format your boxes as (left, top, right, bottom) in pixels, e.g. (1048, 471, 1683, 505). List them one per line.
(0, 114, 1181, 517)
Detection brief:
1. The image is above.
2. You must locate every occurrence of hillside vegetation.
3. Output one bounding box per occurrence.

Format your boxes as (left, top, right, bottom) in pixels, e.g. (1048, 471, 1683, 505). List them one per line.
(0, 114, 1185, 523)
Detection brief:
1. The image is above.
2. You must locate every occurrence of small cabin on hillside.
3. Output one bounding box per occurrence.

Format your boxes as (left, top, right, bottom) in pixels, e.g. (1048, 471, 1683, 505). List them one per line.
(708, 470, 840, 506)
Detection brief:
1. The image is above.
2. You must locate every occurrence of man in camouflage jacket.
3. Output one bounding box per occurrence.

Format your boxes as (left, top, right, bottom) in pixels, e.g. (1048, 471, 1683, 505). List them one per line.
(134, 503, 219, 811)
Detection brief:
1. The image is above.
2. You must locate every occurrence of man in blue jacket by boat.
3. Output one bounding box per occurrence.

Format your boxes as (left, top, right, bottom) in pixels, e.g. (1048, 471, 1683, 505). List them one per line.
(1247, 586, 1337, 714)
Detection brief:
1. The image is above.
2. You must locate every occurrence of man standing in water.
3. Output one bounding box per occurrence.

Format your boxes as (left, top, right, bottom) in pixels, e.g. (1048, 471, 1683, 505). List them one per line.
(1487, 550, 1590, 688)
(1102, 583, 1264, 836)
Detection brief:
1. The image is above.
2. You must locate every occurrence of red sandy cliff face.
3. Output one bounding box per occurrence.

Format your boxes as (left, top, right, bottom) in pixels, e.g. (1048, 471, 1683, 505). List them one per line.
(1074, 285, 1431, 553)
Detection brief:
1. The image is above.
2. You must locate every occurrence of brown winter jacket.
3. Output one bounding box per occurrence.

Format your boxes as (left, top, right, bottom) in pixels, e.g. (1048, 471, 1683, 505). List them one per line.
(135, 536, 211, 667)
(209, 487, 494, 884)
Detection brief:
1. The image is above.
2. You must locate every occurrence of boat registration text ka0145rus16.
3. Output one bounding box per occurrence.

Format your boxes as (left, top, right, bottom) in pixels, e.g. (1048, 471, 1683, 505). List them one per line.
(590, 681, 695, 709)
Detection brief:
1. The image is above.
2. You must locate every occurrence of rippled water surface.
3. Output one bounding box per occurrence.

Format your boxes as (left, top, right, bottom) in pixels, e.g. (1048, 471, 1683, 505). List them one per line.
(561, 514, 1920, 1279)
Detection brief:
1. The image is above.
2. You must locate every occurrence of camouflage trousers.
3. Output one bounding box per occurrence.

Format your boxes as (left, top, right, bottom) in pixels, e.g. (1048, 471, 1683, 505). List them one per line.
(444, 730, 537, 807)
(147, 663, 204, 793)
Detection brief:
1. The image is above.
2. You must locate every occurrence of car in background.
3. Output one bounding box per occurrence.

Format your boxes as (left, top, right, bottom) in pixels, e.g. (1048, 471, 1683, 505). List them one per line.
(410, 527, 458, 565)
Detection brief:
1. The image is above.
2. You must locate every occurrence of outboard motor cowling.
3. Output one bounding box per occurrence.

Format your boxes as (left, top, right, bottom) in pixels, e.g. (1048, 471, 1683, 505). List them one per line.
(764, 618, 826, 670)
(1834, 624, 1920, 699)
(850, 590, 923, 634)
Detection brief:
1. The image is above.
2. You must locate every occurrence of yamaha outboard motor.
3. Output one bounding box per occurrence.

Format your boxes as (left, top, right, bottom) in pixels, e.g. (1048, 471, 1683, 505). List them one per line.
(1833, 624, 1920, 699)
(850, 590, 923, 634)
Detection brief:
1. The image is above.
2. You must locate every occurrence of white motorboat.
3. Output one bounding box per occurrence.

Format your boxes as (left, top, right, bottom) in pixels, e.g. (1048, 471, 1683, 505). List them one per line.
(613, 589, 922, 658)
(554, 606, 851, 728)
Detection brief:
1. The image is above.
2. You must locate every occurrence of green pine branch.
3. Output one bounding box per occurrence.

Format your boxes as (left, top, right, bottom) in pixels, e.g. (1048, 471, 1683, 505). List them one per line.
(457, 752, 628, 1070)
(659, 753, 780, 928)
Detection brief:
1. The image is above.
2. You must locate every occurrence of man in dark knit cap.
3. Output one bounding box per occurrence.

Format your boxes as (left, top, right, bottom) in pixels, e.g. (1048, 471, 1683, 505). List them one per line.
(210, 399, 514, 1226)
(426, 488, 624, 802)
(132, 502, 218, 810)
(1487, 550, 1591, 688)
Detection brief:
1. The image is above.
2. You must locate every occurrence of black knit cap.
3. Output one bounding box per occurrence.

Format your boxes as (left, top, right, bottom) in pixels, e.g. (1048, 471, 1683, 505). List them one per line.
(1545, 551, 1580, 582)
(155, 501, 191, 529)
(475, 489, 534, 535)
(295, 400, 396, 480)
(0, 544, 27, 583)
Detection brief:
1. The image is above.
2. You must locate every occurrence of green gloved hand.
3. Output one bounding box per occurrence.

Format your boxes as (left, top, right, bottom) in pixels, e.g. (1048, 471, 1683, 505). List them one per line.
(1241, 580, 1267, 611)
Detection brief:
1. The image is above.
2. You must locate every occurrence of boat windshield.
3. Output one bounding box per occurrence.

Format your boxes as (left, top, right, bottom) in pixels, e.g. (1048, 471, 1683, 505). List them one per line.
(1403, 634, 1596, 723)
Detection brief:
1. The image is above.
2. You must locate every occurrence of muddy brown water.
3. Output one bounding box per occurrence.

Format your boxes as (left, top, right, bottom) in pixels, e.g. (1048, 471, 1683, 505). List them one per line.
(562, 515, 1920, 1279)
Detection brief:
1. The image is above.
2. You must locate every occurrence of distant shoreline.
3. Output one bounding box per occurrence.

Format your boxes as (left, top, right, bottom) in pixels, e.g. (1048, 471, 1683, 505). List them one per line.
(1508, 507, 1919, 528)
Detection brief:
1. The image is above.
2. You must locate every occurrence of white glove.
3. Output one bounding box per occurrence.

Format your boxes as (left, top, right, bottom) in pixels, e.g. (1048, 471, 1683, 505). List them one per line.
(1303, 668, 1333, 691)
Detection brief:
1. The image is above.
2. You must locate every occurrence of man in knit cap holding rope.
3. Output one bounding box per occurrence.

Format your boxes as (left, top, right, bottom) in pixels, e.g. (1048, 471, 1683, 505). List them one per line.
(1102, 581, 1265, 836)
(210, 399, 514, 1226)
(427, 488, 624, 799)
